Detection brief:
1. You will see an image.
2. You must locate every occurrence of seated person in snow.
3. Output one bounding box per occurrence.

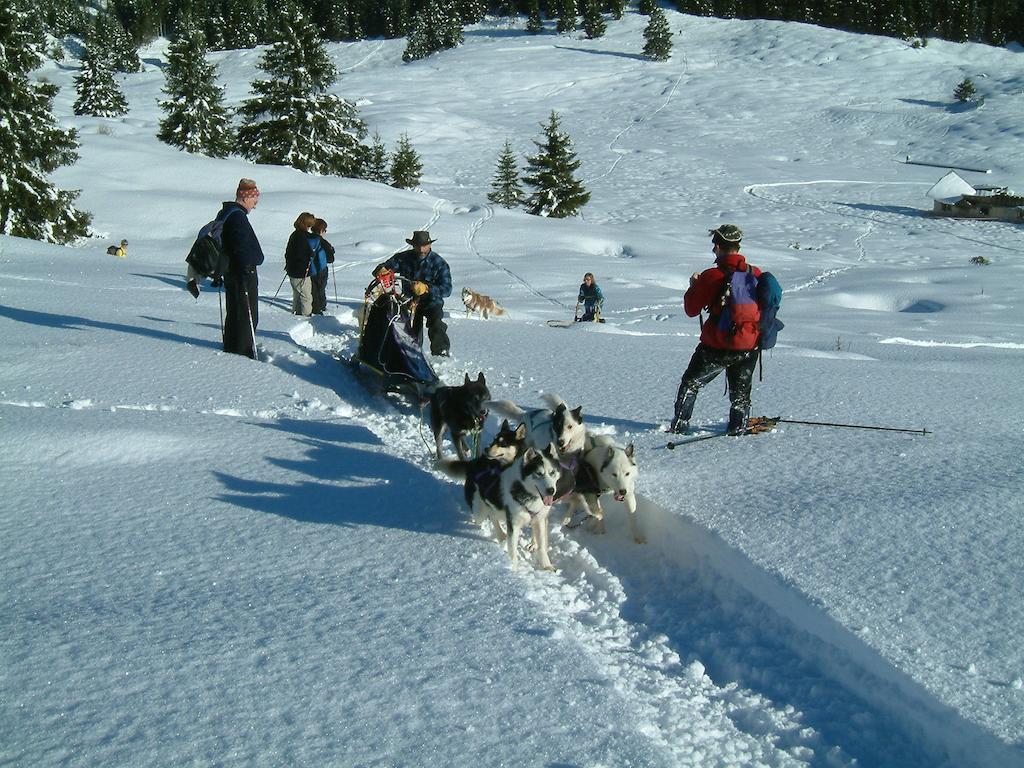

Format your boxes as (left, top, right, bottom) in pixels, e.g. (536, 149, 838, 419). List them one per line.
(576, 272, 604, 322)
(372, 230, 452, 356)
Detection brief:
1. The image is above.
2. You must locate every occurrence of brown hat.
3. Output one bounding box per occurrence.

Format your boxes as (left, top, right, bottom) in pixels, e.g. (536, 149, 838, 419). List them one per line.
(406, 230, 436, 246)
(236, 178, 260, 201)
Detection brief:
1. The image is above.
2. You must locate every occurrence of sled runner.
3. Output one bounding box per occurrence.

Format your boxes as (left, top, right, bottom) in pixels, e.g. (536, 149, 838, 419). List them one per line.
(351, 272, 439, 400)
(546, 317, 606, 328)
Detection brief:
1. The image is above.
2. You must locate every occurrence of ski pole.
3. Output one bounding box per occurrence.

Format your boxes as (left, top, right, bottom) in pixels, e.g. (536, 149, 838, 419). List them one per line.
(773, 417, 929, 435)
(332, 264, 338, 304)
(218, 282, 224, 341)
(273, 272, 287, 300)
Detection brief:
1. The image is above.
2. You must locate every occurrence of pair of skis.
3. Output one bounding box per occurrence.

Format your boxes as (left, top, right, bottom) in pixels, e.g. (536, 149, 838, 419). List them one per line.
(666, 417, 779, 449)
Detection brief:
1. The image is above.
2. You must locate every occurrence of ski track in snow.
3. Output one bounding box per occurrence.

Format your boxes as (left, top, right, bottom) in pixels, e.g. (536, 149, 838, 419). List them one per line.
(278, 315, 953, 768)
(337, 39, 385, 72)
(463, 203, 568, 309)
(584, 53, 689, 188)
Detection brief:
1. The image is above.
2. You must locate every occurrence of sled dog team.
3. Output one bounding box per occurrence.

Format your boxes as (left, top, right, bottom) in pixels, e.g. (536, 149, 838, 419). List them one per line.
(432, 373, 641, 571)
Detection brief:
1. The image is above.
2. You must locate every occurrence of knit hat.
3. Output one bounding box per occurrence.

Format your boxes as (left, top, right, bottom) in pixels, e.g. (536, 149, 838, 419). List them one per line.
(709, 224, 742, 243)
(236, 178, 260, 201)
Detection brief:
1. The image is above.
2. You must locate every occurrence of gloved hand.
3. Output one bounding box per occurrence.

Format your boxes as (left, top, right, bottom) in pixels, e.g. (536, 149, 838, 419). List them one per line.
(689, 272, 700, 286)
(373, 265, 392, 278)
(210, 276, 223, 288)
(412, 281, 429, 296)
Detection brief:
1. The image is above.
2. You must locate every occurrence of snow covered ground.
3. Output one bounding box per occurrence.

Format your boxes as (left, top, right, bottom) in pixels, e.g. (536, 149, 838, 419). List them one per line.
(2, 11, 1023, 768)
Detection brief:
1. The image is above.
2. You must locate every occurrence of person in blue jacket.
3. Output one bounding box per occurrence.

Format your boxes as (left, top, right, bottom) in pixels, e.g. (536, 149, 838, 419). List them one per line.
(373, 230, 452, 356)
(309, 218, 335, 315)
(220, 178, 265, 359)
(577, 272, 604, 322)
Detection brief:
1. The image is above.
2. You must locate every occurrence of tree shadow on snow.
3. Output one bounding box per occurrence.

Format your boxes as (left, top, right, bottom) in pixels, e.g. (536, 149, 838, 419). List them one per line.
(214, 417, 475, 540)
(0, 304, 222, 351)
(553, 44, 646, 61)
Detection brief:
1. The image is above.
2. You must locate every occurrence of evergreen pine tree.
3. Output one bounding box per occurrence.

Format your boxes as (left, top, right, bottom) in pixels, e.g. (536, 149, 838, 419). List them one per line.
(642, 6, 673, 60)
(364, 132, 390, 183)
(526, 0, 544, 32)
(112, 0, 161, 45)
(73, 45, 129, 117)
(523, 111, 590, 218)
(0, 1, 91, 243)
(390, 133, 423, 189)
(457, 0, 487, 24)
(606, 0, 625, 20)
(638, 0, 655, 14)
(581, 0, 606, 37)
(224, 0, 262, 48)
(403, 0, 464, 61)
(93, 10, 142, 72)
(556, 0, 576, 32)
(954, 77, 976, 102)
(157, 26, 233, 157)
(487, 140, 525, 209)
(237, 9, 368, 176)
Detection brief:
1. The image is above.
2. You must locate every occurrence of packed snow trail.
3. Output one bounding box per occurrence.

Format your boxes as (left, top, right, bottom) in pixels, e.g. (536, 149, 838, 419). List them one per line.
(284, 313, 970, 768)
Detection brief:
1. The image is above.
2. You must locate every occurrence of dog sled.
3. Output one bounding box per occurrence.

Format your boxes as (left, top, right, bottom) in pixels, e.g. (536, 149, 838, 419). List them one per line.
(350, 271, 439, 399)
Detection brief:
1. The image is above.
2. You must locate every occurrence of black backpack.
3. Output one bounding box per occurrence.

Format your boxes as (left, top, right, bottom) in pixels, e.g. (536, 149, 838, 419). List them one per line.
(185, 208, 241, 280)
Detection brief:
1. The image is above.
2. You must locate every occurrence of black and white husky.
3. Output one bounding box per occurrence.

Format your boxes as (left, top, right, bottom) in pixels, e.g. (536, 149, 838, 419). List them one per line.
(564, 433, 644, 544)
(439, 443, 562, 570)
(487, 393, 586, 459)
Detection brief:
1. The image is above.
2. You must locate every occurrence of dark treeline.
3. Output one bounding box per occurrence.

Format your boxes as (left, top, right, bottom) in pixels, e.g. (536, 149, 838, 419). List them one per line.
(42, 0, 1023, 50)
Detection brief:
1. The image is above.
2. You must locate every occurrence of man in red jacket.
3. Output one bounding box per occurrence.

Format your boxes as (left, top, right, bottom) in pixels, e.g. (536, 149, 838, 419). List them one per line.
(670, 224, 762, 436)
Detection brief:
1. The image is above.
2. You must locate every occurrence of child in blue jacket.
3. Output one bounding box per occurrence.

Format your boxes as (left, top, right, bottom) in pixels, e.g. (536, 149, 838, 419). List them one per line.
(577, 272, 604, 322)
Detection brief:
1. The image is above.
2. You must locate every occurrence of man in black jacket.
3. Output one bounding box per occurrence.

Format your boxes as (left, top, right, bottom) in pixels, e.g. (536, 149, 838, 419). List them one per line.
(221, 178, 265, 358)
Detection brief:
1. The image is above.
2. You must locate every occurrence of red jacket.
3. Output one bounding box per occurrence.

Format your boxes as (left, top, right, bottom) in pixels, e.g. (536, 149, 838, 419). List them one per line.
(684, 251, 762, 350)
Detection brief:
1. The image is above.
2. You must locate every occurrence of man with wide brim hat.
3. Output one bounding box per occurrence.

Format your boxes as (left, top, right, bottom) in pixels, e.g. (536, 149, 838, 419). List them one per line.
(669, 224, 764, 436)
(406, 230, 436, 247)
(372, 230, 453, 356)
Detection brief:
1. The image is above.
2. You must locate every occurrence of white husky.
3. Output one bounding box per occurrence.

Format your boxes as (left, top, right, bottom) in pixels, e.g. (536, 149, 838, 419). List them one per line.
(487, 393, 586, 459)
(439, 444, 562, 570)
(564, 433, 644, 544)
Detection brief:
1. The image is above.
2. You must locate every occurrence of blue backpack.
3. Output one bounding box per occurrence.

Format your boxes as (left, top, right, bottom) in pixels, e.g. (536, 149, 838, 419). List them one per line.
(755, 271, 784, 349)
(185, 208, 241, 279)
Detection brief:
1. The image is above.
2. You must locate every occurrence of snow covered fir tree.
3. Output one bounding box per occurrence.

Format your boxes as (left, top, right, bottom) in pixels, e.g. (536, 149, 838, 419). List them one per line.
(237, 9, 368, 177)
(556, 0, 577, 33)
(73, 45, 129, 117)
(390, 133, 423, 189)
(364, 133, 390, 184)
(642, 6, 673, 61)
(157, 27, 233, 157)
(582, 0, 607, 39)
(402, 0, 464, 62)
(0, 1, 91, 243)
(954, 77, 977, 102)
(91, 9, 141, 73)
(523, 111, 590, 218)
(526, 1, 543, 33)
(487, 140, 525, 209)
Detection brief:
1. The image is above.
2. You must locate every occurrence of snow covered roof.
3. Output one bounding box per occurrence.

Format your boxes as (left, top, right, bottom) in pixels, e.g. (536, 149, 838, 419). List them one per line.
(926, 170, 976, 202)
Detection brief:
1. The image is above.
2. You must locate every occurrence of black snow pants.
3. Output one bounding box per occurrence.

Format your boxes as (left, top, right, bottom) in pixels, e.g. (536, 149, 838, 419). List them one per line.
(413, 297, 450, 356)
(223, 267, 259, 359)
(673, 344, 758, 427)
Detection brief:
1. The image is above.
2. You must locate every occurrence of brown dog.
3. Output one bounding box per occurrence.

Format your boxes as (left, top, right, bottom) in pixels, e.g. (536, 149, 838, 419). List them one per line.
(461, 287, 505, 319)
